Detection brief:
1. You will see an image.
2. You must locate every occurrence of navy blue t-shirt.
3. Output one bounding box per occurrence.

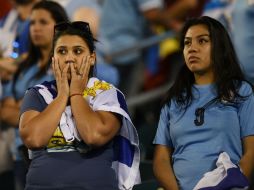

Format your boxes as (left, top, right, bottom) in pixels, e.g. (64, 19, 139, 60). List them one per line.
(21, 88, 119, 190)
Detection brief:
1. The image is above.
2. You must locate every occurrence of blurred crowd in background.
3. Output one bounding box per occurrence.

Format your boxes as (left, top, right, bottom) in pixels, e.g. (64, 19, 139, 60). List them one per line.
(0, 0, 253, 189)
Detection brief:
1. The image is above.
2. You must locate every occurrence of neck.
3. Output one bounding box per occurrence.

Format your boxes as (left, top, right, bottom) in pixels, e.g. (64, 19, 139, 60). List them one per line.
(38, 47, 51, 68)
(194, 72, 214, 85)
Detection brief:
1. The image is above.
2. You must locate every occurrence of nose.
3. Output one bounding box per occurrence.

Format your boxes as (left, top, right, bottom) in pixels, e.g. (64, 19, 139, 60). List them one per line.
(31, 22, 41, 33)
(188, 42, 198, 53)
(65, 52, 75, 64)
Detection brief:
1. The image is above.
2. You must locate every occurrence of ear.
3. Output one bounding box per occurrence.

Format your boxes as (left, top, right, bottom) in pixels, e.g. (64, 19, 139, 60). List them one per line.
(90, 52, 96, 66)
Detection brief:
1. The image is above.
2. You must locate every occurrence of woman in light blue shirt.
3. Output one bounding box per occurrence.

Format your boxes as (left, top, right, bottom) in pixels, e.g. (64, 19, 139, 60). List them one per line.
(153, 16, 254, 190)
(0, 1, 68, 189)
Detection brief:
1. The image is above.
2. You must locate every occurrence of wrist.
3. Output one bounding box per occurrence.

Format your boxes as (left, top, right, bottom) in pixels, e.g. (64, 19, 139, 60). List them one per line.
(70, 93, 83, 98)
(56, 93, 69, 102)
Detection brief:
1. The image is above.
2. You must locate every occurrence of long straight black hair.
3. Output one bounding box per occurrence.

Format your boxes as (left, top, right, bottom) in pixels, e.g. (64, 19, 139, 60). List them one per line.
(164, 16, 252, 110)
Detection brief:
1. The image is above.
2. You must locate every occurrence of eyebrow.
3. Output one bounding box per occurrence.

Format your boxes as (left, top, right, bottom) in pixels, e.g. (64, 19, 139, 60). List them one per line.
(184, 34, 210, 39)
(56, 45, 86, 49)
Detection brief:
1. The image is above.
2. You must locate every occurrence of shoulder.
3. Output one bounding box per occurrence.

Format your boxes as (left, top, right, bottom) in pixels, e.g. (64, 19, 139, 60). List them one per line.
(86, 77, 126, 103)
(21, 87, 48, 113)
(31, 80, 57, 98)
(84, 78, 132, 121)
(25, 87, 41, 98)
(32, 80, 56, 89)
(238, 81, 254, 96)
(27, 80, 55, 95)
(160, 102, 172, 116)
(85, 77, 118, 97)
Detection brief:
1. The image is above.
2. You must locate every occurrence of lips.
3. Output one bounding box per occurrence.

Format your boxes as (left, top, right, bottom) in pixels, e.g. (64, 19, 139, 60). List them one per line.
(188, 56, 200, 63)
(32, 35, 43, 41)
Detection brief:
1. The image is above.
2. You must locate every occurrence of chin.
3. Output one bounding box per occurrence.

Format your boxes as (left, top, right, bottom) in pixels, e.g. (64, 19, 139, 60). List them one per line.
(189, 65, 202, 72)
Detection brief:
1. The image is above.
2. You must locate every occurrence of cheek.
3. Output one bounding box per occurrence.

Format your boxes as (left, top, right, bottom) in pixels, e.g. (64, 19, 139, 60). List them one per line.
(29, 27, 34, 37)
(203, 49, 211, 65)
(47, 27, 54, 39)
(77, 57, 85, 68)
(183, 50, 189, 63)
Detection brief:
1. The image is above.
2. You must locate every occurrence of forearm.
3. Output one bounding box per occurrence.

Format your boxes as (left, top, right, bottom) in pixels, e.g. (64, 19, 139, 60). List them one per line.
(239, 136, 254, 180)
(70, 95, 119, 147)
(70, 95, 104, 145)
(0, 57, 18, 73)
(0, 106, 20, 126)
(20, 95, 67, 149)
(153, 159, 179, 190)
(239, 152, 254, 180)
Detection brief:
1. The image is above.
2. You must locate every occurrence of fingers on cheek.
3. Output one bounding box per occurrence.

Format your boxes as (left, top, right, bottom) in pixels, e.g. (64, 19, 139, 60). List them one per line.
(89, 57, 93, 66)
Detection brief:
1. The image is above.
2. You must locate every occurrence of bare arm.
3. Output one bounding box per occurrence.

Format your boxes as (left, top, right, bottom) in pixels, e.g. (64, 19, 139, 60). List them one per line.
(239, 136, 254, 180)
(19, 94, 68, 149)
(0, 53, 27, 73)
(71, 96, 120, 147)
(69, 55, 120, 147)
(0, 57, 17, 73)
(19, 60, 70, 149)
(153, 145, 179, 190)
(0, 98, 21, 126)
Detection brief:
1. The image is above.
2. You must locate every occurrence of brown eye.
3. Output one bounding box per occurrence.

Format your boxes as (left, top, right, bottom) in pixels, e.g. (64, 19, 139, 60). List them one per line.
(39, 19, 48, 25)
(184, 40, 191, 46)
(199, 38, 208, 44)
(57, 48, 67, 55)
(74, 48, 83, 55)
(30, 20, 35, 26)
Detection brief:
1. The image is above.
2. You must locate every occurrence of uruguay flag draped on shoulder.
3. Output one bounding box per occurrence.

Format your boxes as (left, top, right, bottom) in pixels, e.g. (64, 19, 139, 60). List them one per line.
(33, 77, 141, 190)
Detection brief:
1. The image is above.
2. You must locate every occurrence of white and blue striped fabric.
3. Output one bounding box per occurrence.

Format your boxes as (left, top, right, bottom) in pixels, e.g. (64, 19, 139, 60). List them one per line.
(193, 152, 249, 190)
(34, 77, 141, 190)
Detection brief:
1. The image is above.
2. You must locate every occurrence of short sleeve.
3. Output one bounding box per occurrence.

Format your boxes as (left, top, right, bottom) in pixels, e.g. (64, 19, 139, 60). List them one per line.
(153, 104, 173, 147)
(238, 83, 254, 138)
(20, 88, 47, 115)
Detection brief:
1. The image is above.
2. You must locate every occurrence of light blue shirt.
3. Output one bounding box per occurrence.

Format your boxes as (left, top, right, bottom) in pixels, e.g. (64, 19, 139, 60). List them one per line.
(232, 0, 254, 83)
(153, 82, 254, 190)
(98, 0, 163, 64)
(0, 10, 30, 57)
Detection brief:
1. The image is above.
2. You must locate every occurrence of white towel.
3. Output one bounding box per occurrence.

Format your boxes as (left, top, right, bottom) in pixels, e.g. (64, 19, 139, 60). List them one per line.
(36, 84, 81, 142)
(193, 152, 249, 190)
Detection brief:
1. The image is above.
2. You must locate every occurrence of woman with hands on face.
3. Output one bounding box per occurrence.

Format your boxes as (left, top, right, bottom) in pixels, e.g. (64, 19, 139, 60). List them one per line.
(19, 21, 140, 190)
(52, 53, 94, 106)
